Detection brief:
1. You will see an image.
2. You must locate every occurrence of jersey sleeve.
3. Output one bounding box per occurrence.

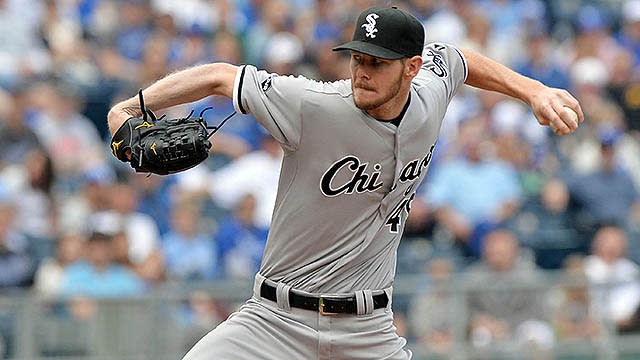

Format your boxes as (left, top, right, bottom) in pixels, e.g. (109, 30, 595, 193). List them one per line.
(233, 65, 308, 152)
(417, 43, 468, 102)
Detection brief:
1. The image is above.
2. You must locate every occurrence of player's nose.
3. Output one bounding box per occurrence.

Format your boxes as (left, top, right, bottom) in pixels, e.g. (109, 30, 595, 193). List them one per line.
(354, 65, 370, 80)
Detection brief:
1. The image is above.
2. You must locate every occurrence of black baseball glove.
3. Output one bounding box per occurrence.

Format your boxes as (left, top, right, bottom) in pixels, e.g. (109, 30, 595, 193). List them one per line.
(110, 90, 235, 175)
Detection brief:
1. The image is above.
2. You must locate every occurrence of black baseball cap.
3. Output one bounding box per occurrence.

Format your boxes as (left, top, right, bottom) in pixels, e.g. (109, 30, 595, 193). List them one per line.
(333, 7, 424, 60)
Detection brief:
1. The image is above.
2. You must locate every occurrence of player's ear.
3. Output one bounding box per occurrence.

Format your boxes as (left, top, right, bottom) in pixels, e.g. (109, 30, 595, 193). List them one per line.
(405, 55, 422, 78)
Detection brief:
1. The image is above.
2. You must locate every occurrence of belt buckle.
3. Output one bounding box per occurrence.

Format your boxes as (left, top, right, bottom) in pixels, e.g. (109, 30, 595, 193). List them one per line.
(318, 297, 338, 316)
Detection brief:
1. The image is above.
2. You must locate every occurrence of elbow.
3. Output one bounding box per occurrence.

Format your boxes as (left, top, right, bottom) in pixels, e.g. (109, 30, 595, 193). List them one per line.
(208, 63, 239, 98)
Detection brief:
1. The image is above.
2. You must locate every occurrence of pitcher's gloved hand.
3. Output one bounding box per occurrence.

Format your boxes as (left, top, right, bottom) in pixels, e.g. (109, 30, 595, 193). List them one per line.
(110, 90, 233, 175)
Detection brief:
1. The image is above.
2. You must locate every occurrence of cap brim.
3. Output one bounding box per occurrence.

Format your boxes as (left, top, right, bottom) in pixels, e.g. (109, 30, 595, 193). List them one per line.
(332, 41, 404, 60)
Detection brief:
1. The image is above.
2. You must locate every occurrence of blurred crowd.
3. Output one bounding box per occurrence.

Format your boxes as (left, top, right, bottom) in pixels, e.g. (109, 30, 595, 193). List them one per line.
(2, 0, 640, 357)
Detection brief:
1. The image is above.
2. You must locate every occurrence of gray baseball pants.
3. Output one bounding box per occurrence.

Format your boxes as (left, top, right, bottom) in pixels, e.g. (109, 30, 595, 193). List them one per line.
(181, 273, 411, 360)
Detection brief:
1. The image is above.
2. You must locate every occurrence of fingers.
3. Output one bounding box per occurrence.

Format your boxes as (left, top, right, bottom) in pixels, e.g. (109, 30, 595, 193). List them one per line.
(552, 101, 579, 132)
(558, 89, 585, 123)
(543, 105, 571, 135)
(538, 88, 584, 136)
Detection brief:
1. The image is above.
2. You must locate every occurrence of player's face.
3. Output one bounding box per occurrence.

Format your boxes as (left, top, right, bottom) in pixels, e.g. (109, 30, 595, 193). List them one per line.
(350, 52, 405, 111)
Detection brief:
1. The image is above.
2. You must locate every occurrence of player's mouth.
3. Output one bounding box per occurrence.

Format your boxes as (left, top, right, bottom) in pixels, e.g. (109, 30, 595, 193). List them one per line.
(354, 82, 376, 92)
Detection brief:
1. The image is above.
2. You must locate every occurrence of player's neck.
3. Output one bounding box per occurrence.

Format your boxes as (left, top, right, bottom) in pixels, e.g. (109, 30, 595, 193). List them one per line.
(366, 88, 411, 121)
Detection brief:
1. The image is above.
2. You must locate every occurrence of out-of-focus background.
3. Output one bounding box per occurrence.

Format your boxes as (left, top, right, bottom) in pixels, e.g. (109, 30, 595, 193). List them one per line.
(0, 0, 639, 359)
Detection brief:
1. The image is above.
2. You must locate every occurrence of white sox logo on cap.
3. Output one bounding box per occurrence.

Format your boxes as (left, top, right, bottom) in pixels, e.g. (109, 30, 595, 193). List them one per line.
(333, 7, 424, 59)
(362, 13, 379, 38)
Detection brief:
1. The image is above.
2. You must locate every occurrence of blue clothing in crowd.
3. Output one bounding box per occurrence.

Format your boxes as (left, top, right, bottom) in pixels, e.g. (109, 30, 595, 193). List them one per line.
(0, 249, 33, 287)
(216, 216, 268, 278)
(426, 159, 522, 224)
(617, 31, 640, 68)
(516, 61, 569, 92)
(162, 232, 218, 280)
(137, 177, 175, 236)
(569, 167, 639, 226)
(60, 261, 144, 298)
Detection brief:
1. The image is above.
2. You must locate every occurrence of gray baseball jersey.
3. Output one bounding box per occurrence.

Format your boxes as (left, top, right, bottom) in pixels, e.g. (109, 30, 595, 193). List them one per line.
(232, 42, 467, 294)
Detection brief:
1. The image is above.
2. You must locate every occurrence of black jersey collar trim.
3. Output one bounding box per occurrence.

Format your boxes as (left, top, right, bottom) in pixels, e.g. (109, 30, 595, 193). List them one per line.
(390, 92, 411, 127)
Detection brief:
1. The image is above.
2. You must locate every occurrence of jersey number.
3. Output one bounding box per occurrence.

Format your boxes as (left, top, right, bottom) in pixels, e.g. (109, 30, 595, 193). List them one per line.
(385, 187, 416, 234)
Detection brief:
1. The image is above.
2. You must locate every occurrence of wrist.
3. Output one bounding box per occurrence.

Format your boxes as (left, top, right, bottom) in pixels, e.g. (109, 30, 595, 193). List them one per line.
(107, 100, 139, 135)
(520, 79, 546, 107)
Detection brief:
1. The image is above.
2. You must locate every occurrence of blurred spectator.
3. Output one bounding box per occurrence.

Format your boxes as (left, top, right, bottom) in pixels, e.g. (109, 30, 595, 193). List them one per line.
(91, 182, 161, 266)
(162, 202, 218, 281)
(570, 108, 640, 190)
(173, 29, 214, 70)
(179, 134, 283, 229)
(112, 230, 165, 284)
(263, 32, 304, 74)
(421, 1, 465, 45)
(507, 178, 581, 269)
(569, 57, 610, 121)
(212, 30, 243, 64)
(476, 0, 543, 40)
(215, 0, 249, 34)
(0, 0, 49, 89)
(489, 102, 545, 174)
(311, 40, 351, 81)
(139, 32, 172, 86)
(134, 174, 175, 235)
(584, 225, 640, 330)
(215, 194, 268, 279)
(571, 4, 619, 68)
(26, 82, 109, 190)
(568, 126, 640, 233)
(40, 0, 92, 89)
(12, 149, 57, 261)
(152, 0, 220, 35)
(0, 88, 41, 165)
(209, 134, 282, 228)
(0, 199, 34, 287)
(60, 232, 144, 298)
(617, 0, 640, 68)
(551, 254, 601, 340)
(460, 10, 520, 67)
(307, 0, 340, 42)
(244, 0, 291, 66)
(115, 0, 152, 61)
(423, 118, 522, 255)
(408, 258, 456, 355)
(629, 202, 640, 262)
(515, 28, 569, 91)
(34, 232, 85, 298)
(466, 229, 552, 351)
(606, 49, 640, 133)
(84, 0, 120, 41)
(84, 49, 138, 138)
(57, 175, 112, 235)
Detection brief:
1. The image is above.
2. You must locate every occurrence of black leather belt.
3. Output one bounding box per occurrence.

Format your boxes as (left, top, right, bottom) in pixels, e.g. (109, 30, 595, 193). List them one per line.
(260, 282, 388, 315)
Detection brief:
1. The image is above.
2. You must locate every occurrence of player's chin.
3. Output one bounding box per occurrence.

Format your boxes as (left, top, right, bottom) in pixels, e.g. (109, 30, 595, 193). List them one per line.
(353, 91, 379, 110)
(354, 99, 377, 110)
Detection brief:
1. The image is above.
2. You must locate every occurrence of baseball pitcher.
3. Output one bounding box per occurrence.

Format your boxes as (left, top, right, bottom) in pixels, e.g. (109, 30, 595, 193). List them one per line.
(108, 6, 583, 360)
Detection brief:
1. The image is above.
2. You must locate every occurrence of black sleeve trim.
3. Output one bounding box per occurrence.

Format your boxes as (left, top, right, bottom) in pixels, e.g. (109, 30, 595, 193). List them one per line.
(237, 66, 247, 114)
(454, 48, 468, 82)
